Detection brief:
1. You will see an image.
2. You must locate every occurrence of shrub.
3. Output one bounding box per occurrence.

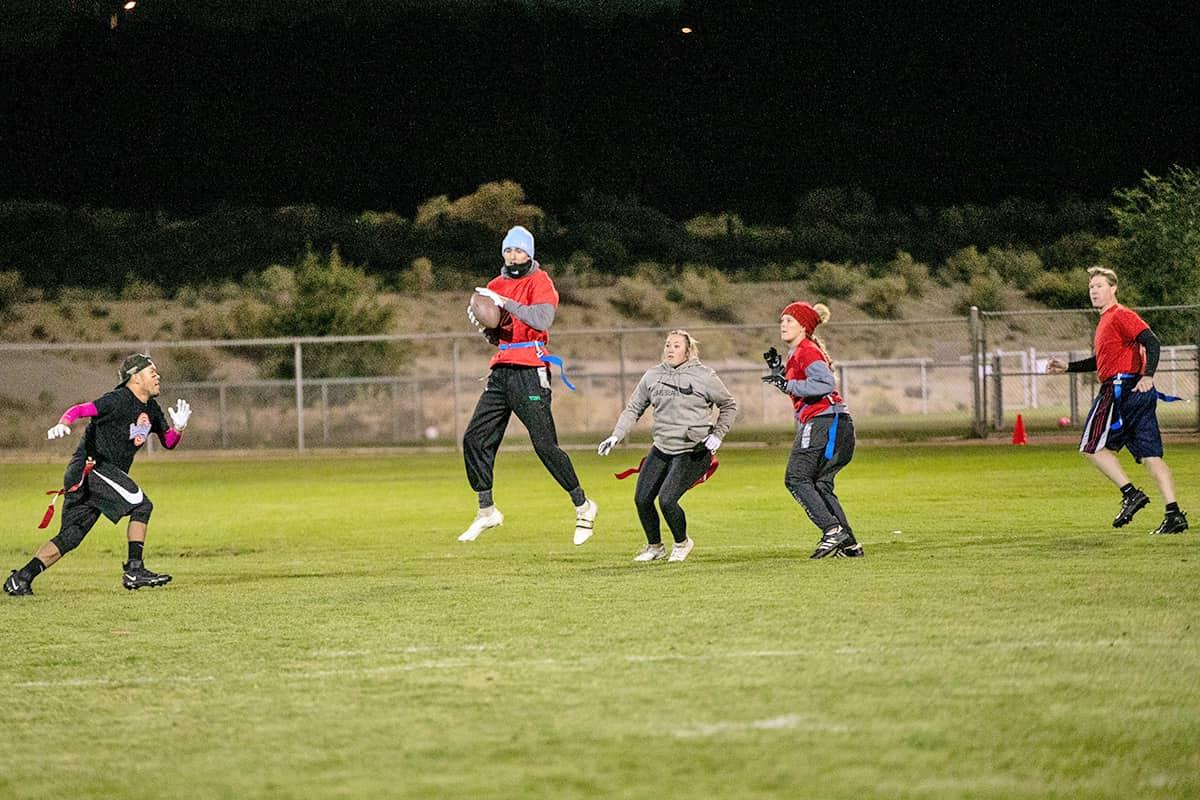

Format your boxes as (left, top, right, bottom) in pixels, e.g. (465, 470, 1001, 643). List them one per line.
(1025, 270, 1089, 309)
(807, 261, 860, 300)
(246, 247, 400, 378)
(858, 277, 906, 319)
(402, 257, 435, 292)
(941, 246, 990, 285)
(956, 272, 1007, 313)
(684, 213, 745, 238)
(414, 180, 544, 232)
(887, 250, 928, 297)
(0, 270, 23, 314)
(985, 247, 1043, 286)
(1041, 231, 1102, 271)
(609, 276, 671, 324)
(121, 275, 163, 301)
(675, 266, 739, 322)
(168, 348, 216, 381)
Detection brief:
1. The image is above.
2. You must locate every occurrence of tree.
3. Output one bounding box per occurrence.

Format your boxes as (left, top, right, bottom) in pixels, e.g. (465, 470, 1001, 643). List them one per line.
(251, 247, 399, 378)
(1107, 166, 1200, 311)
(415, 181, 544, 233)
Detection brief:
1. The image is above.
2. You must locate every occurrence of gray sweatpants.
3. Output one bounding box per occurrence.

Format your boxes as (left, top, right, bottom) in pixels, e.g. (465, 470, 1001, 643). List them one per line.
(784, 414, 855, 535)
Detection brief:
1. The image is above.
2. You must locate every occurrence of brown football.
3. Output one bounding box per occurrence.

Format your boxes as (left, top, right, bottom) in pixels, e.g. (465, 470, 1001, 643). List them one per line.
(469, 291, 503, 329)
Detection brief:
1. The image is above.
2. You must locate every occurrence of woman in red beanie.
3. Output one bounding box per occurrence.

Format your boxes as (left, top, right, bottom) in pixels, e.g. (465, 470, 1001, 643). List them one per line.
(762, 302, 863, 559)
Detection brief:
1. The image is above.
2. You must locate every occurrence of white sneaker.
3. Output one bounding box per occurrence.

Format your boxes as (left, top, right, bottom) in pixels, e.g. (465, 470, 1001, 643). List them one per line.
(573, 499, 599, 545)
(458, 507, 504, 542)
(633, 543, 667, 562)
(668, 538, 694, 562)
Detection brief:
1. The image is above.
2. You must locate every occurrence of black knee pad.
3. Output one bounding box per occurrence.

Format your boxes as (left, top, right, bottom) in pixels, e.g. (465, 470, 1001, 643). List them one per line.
(51, 525, 88, 555)
(129, 495, 154, 524)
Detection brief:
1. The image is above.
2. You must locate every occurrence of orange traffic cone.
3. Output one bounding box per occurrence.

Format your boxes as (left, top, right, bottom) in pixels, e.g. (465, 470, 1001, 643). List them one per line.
(1011, 414, 1028, 445)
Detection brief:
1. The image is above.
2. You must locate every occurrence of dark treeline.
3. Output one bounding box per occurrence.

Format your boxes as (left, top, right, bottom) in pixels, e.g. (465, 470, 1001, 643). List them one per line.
(1, 186, 1112, 292)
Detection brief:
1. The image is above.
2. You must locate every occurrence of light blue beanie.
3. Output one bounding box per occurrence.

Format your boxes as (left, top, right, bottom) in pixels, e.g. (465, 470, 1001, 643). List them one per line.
(501, 225, 535, 259)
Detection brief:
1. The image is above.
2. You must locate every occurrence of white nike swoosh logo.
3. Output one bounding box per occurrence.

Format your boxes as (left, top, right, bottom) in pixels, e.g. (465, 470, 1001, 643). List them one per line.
(93, 471, 144, 505)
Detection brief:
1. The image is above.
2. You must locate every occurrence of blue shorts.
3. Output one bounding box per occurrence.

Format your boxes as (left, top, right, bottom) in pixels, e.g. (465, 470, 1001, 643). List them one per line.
(1079, 377, 1163, 462)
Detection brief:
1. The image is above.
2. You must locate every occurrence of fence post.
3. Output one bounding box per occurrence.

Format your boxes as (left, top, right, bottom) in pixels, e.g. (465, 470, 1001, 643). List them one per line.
(218, 384, 227, 449)
(920, 359, 928, 415)
(1069, 363, 1079, 427)
(414, 375, 423, 441)
(392, 380, 401, 443)
(321, 383, 329, 444)
(838, 364, 848, 400)
(992, 352, 1004, 430)
(452, 338, 462, 453)
(969, 307, 986, 437)
(294, 340, 305, 453)
(1027, 347, 1036, 408)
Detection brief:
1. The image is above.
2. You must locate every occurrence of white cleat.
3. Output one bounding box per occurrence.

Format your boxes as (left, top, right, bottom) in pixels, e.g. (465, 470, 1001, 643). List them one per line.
(458, 507, 504, 542)
(573, 499, 599, 545)
(632, 543, 667, 562)
(668, 538, 694, 562)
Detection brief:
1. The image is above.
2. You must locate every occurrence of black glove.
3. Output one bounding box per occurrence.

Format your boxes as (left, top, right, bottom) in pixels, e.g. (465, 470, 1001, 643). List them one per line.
(763, 347, 784, 373)
(482, 328, 500, 346)
(761, 373, 788, 393)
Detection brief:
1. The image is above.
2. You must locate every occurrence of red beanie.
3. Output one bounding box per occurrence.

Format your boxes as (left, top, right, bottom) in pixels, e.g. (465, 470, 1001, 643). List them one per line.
(781, 302, 820, 332)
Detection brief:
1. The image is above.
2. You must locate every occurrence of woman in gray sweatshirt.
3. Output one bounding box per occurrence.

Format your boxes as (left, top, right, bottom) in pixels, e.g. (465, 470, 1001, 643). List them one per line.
(597, 330, 738, 562)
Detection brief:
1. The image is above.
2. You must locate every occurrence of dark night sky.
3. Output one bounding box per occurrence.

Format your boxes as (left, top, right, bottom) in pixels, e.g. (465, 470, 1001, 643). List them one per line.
(2, 1, 1197, 222)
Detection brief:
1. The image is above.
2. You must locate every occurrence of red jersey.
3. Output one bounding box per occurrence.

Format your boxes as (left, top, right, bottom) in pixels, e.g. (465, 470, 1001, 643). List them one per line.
(1093, 303, 1149, 382)
(786, 339, 845, 423)
(487, 268, 559, 369)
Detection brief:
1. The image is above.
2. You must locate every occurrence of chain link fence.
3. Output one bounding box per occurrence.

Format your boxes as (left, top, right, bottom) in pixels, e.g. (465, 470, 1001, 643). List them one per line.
(975, 305, 1200, 437)
(2, 306, 1196, 452)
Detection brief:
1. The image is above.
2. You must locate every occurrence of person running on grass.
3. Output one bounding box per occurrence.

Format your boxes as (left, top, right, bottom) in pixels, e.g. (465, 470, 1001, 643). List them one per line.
(1046, 266, 1188, 534)
(458, 225, 599, 545)
(5, 354, 191, 596)
(597, 330, 738, 563)
(763, 301, 863, 559)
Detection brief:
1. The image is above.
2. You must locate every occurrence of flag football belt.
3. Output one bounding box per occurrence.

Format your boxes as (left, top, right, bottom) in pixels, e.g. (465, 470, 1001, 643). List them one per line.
(497, 341, 577, 391)
(1108, 373, 1184, 432)
(38, 459, 95, 529)
(795, 395, 840, 459)
(614, 454, 719, 488)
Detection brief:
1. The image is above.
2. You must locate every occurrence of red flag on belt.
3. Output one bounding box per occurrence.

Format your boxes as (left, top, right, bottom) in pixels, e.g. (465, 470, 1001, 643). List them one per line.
(614, 455, 719, 488)
(38, 459, 94, 529)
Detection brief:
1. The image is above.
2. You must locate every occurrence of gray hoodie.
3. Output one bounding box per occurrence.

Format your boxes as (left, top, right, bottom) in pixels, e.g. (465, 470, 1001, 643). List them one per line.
(611, 358, 738, 455)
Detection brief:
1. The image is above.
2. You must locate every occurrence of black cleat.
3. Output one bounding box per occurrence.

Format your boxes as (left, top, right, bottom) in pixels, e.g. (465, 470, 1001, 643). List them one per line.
(122, 560, 172, 591)
(1151, 510, 1189, 536)
(1113, 488, 1149, 528)
(834, 540, 865, 558)
(5, 570, 33, 596)
(810, 526, 852, 559)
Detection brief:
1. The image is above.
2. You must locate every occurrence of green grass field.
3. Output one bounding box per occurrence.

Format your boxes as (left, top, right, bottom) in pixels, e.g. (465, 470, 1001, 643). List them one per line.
(2, 444, 1198, 799)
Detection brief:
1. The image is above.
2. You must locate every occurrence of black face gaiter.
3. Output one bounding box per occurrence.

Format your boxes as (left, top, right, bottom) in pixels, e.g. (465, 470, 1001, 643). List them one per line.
(503, 260, 532, 278)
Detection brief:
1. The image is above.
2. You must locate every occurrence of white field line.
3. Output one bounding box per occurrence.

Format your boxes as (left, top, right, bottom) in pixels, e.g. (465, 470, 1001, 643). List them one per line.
(10, 638, 1163, 690)
(672, 714, 850, 738)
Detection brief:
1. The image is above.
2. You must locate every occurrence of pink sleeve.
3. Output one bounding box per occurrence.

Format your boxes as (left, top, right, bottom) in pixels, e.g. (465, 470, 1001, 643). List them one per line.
(162, 429, 182, 449)
(60, 402, 99, 425)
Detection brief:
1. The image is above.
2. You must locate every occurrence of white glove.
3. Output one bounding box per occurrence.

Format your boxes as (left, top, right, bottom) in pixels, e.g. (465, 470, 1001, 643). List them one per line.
(474, 287, 510, 308)
(597, 435, 619, 456)
(168, 399, 192, 431)
(703, 434, 723, 452)
(47, 423, 71, 440)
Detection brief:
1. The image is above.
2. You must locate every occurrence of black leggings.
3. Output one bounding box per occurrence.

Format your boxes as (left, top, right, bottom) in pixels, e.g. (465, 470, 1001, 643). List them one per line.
(633, 445, 713, 544)
(463, 365, 581, 495)
(784, 414, 855, 535)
